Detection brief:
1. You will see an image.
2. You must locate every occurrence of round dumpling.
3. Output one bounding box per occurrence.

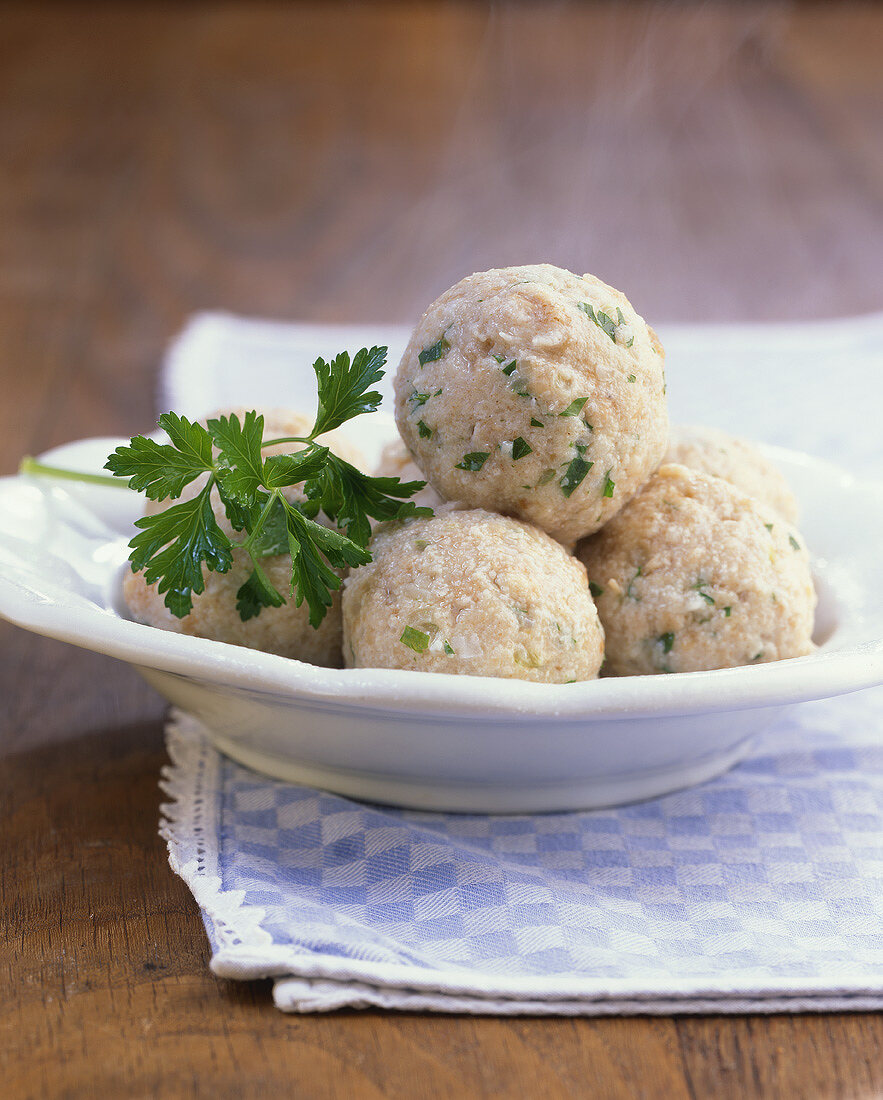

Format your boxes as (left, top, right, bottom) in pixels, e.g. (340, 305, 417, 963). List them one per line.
(342, 508, 605, 682)
(122, 408, 363, 666)
(666, 424, 798, 523)
(394, 264, 668, 545)
(576, 464, 816, 675)
(374, 438, 446, 513)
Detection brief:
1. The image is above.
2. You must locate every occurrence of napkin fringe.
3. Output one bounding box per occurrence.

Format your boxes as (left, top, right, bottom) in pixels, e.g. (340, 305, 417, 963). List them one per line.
(159, 710, 274, 950)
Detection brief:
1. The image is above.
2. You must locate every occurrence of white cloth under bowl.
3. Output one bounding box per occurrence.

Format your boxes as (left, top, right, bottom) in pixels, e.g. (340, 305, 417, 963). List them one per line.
(160, 311, 883, 1014)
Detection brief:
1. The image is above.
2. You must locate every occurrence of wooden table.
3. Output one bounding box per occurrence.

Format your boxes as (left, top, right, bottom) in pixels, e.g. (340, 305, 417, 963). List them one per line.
(2, 3, 882, 1096)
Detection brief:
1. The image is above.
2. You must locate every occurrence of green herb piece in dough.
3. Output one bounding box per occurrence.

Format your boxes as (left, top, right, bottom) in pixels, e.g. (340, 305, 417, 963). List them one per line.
(560, 455, 593, 498)
(456, 452, 490, 472)
(400, 626, 431, 653)
(511, 437, 532, 460)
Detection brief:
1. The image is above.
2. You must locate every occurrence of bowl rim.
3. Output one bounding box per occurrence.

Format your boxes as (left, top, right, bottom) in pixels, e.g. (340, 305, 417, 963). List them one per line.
(1, 438, 881, 723)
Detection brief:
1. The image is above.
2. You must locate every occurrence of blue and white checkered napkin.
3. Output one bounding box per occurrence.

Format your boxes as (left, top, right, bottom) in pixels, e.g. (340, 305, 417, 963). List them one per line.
(160, 689, 883, 1014)
(158, 312, 883, 1014)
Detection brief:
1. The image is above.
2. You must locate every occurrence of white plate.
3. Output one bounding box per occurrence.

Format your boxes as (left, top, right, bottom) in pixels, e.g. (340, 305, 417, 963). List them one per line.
(1, 434, 881, 812)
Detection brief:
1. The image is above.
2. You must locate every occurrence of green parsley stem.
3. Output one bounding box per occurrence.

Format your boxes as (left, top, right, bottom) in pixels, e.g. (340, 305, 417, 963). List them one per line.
(19, 456, 128, 488)
(261, 436, 313, 448)
(238, 490, 281, 554)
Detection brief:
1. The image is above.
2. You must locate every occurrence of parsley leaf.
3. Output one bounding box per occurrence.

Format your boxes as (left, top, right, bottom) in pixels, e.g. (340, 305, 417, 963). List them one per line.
(105, 413, 214, 500)
(280, 498, 370, 627)
(129, 481, 233, 617)
(207, 410, 266, 507)
(311, 346, 386, 436)
(46, 346, 433, 629)
(306, 453, 431, 546)
(263, 446, 330, 488)
(248, 495, 290, 556)
(236, 562, 285, 621)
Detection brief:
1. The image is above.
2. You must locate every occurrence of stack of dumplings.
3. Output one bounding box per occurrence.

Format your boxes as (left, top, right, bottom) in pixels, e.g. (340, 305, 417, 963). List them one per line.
(124, 264, 817, 682)
(345, 264, 815, 682)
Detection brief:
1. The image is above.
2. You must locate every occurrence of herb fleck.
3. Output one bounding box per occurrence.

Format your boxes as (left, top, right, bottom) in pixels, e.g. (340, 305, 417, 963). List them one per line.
(627, 374, 636, 383)
(789, 534, 801, 551)
(412, 391, 431, 406)
(723, 605, 732, 617)
(501, 360, 518, 376)
(513, 648, 543, 669)
(617, 308, 635, 347)
(456, 452, 490, 472)
(417, 419, 433, 439)
(418, 336, 449, 366)
(511, 437, 532, 460)
(579, 302, 617, 342)
(626, 566, 643, 601)
(530, 418, 544, 428)
(659, 632, 675, 654)
(400, 626, 430, 653)
(560, 455, 593, 497)
(692, 578, 715, 605)
(764, 523, 774, 533)
(537, 468, 557, 487)
(602, 470, 615, 498)
(560, 397, 589, 417)
(589, 580, 604, 598)
(443, 641, 455, 655)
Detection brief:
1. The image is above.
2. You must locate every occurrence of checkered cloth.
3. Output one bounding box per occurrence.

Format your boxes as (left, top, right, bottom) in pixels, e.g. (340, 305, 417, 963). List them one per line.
(158, 312, 883, 1013)
(161, 690, 883, 1013)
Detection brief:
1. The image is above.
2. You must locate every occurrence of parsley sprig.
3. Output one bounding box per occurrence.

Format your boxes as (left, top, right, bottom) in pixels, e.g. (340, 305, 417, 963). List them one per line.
(29, 347, 430, 627)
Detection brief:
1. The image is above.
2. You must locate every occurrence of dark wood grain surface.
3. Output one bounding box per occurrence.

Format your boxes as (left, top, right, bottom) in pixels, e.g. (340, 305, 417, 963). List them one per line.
(2, 3, 882, 1097)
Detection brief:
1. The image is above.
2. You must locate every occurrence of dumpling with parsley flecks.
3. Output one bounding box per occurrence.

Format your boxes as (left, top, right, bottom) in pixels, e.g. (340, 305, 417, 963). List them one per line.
(576, 463, 816, 676)
(342, 508, 605, 682)
(665, 424, 799, 523)
(122, 408, 364, 666)
(393, 264, 668, 545)
(374, 438, 447, 514)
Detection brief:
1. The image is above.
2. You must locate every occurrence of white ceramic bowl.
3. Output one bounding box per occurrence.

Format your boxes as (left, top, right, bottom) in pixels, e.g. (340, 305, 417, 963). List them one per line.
(1, 434, 881, 812)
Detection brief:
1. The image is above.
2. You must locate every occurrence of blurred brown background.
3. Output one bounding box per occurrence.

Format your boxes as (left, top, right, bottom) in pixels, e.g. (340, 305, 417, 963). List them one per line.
(2, 3, 883, 1097)
(2, 1, 882, 453)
